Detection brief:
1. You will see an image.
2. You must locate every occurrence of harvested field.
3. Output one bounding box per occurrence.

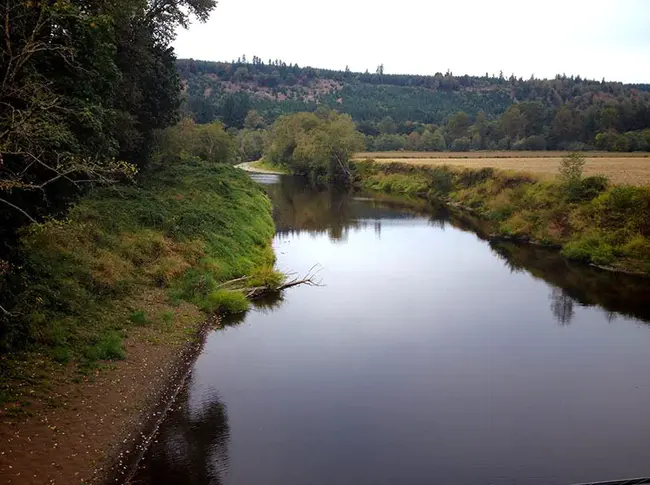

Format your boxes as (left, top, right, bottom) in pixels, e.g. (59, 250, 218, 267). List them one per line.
(355, 152, 650, 186)
(356, 151, 650, 159)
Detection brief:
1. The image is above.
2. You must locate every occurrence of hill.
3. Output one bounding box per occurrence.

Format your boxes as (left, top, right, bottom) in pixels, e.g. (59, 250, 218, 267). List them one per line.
(177, 58, 650, 152)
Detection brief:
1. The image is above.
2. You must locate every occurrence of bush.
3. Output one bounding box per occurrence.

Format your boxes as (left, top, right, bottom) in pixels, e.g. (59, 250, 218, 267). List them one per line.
(566, 175, 609, 202)
(129, 310, 148, 325)
(622, 235, 650, 259)
(562, 236, 615, 266)
(427, 168, 454, 197)
(558, 152, 585, 182)
(84, 333, 126, 361)
(201, 289, 250, 314)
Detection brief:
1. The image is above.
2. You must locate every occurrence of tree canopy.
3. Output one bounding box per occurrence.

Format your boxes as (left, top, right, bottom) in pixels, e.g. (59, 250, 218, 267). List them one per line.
(0, 0, 217, 250)
(266, 111, 364, 185)
(177, 58, 650, 153)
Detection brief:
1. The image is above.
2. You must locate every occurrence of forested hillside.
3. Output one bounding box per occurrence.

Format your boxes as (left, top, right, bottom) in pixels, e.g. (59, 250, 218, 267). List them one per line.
(178, 58, 650, 152)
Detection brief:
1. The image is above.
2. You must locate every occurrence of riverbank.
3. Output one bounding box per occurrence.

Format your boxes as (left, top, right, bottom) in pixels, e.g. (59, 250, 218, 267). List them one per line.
(355, 159, 650, 275)
(0, 159, 277, 484)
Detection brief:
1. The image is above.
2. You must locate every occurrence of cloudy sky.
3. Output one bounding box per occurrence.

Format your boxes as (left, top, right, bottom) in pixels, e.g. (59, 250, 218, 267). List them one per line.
(174, 0, 650, 83)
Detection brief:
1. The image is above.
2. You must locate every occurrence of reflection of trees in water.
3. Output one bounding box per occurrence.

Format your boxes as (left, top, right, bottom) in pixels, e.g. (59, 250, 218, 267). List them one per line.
(549, 288, 575, 325)
(134, 387, 230, 485)
(267, 177, 650, 326)
(266, 176, 434, 241)
(266, 177, 358, 241)
(488, 240, 650, 325)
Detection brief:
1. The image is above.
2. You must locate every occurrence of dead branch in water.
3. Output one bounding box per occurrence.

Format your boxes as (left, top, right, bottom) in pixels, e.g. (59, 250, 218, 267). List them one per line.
(222, 264, 323, 300)
(248, 264, 323, 299)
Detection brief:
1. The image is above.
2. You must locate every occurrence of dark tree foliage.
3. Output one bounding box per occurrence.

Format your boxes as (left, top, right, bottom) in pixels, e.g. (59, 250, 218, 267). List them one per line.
(0, 0, 217, 252)
(178, 59, 650, 153)
(0, 0, 217, 327)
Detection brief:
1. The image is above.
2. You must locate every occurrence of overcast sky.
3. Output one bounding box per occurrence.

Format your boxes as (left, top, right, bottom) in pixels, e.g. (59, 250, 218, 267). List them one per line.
(174, 0, 650, 83)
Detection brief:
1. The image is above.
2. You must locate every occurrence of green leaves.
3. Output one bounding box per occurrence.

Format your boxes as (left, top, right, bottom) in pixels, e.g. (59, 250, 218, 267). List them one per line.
(266, 111, 364, 186)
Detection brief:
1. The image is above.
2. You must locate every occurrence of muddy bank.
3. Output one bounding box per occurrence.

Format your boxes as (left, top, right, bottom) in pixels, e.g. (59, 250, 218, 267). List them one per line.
(0, 303, 212, 485)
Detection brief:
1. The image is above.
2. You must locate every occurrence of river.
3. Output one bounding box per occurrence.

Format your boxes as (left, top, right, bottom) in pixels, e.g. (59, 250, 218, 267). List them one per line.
(133, 174, 650, 485)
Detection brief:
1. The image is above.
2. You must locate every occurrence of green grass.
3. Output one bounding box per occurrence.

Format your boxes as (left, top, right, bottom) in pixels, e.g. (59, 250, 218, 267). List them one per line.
(1, 157, 278, 372)
(201, 289, 250, 313)
(356, 159, 650, 274)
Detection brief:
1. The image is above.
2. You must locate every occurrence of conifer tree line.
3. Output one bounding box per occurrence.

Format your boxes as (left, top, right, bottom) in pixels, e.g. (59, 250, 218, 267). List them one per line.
(178, 58, 650, 153)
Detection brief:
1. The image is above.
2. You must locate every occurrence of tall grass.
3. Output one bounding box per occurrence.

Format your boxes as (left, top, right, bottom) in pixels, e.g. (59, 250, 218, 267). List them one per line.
(356, 159, 650, 274)
(1, 157, 277, 363)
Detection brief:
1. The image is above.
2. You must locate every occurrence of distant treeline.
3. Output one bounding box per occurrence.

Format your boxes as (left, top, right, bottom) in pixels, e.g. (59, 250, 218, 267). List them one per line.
(177, 58, 650, 152)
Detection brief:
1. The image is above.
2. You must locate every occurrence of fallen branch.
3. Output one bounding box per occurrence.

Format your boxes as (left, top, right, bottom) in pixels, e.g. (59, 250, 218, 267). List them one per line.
(216, 275, 250, 289)
(245, 264, 323, 300)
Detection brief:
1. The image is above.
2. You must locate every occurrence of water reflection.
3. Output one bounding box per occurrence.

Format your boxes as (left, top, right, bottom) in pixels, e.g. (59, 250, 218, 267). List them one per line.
(266, 176, 650, 326)
(135, 174, 650, 485)
(133, 386, 230, 485)
(549, 287, 575, 326)
(266, 176, 424, 242)
(489, 241, 650, 324)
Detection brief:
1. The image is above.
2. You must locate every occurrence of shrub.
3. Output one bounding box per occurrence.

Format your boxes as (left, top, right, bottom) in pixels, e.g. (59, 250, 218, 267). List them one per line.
(427, 168, 454, 198)
(566, 175, 609, 202)
(456, 168, 494, 188)
(129, 310, 148, 325)
(84, 333, 126, 361)
(558, 152, 585, 182)
(622, 235, 650, 259)
(201, 289, 250, 314)
(562, 235, 615, 266)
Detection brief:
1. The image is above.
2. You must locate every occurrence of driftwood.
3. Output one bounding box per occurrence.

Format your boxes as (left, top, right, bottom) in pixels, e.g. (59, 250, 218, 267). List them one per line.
(219, 264, 323, 300)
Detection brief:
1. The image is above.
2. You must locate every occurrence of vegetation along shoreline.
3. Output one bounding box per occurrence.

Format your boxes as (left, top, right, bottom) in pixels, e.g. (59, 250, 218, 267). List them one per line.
(0, 158, 283, 484)
(354, 156, 650, 276)
(257, 111, 650, 277)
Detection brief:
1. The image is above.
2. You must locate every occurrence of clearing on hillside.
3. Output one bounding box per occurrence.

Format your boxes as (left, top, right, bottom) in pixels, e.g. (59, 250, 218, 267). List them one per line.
(355, 151, 650, 186)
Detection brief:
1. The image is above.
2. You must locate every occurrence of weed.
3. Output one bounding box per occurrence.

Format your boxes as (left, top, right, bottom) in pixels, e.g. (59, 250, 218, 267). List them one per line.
(200, 289, 250, 314)
(129, 310, 148, 326)
(84, 333, 126, 361)
(1, 160, 275, 370)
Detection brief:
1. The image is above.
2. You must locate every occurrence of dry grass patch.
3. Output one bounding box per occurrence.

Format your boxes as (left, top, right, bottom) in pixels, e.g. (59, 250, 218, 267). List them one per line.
(359, 155, 650, 186)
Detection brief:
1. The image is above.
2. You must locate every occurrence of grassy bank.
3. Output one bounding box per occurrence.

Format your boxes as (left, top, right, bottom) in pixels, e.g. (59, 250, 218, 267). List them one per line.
(1, 158, 277, 399)
(356, 160, 650, 275)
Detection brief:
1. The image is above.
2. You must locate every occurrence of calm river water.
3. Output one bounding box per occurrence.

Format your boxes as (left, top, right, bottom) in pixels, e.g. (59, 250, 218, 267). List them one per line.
(134, 175, 650, 485)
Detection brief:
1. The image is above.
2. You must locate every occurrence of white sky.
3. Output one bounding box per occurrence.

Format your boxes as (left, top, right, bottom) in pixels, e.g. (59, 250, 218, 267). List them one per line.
(174, 0, 650, 83)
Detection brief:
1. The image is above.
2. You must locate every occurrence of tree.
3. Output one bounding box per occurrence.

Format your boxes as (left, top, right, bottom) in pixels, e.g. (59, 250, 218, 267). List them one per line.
(219, 93, 251, 128)
(244, 110, 266, 129)
(266, 111, 364, 185)
(447, 112, 471, 140)
(378, 116, 397, 134)
(421, 130, 446, 151)
(0, 0, 218, 243)
(558, 152, 586, 182)
(500, 104, 526, 140)
(237, 129, 266, 161)
(407, 132, 424, 151)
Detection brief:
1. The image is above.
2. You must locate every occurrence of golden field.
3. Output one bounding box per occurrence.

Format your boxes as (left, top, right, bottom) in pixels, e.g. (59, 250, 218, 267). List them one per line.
(355, 151, 650, 186)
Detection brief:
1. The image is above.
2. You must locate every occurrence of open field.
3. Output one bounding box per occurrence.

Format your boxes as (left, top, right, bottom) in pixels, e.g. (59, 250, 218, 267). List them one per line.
(355, 152, 650, 186)
(356, 151, 650, 159)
